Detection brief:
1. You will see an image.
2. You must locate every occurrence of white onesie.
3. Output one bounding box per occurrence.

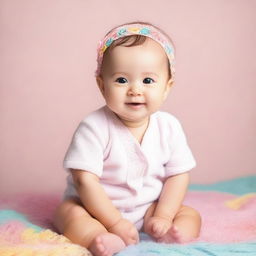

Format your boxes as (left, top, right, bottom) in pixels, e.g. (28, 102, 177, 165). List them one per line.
(63, 106, 196, 229)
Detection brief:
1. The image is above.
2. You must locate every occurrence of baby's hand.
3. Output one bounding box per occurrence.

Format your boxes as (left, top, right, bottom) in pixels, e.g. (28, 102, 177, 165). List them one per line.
(144, 216, 172, 239)
(108, 218, 139, 245)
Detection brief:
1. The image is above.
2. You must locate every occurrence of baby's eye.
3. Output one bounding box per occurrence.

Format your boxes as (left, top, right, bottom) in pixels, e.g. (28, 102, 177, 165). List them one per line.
(143, 78, 155, 84)
(115, 77, 128, 84)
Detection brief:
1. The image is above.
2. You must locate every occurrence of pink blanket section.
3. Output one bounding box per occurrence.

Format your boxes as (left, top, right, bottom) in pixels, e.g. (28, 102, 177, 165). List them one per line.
(0, 191, 255, 243)
(184, 191, 256, 242)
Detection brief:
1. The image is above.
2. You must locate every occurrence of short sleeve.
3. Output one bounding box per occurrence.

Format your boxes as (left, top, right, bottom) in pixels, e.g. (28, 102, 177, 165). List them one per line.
(164, 116, 196, 176)
(63, 115, 107, 177)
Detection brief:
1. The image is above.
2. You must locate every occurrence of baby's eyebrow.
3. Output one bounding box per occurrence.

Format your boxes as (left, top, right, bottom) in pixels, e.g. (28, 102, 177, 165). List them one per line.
(111, 72, 129, 77)
(142, 72, 159, 77)
(110, 71, 159, 78)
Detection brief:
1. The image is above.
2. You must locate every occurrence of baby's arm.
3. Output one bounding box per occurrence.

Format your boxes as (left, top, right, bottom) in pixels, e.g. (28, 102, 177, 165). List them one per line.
(71, 169, 139, 245)
(144, 172, 190, 237)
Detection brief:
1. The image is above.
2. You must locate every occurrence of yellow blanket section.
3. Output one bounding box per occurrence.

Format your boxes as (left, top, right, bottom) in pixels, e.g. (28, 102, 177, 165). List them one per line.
(225, 193, 256, 210)
(0, 228, 92, 256)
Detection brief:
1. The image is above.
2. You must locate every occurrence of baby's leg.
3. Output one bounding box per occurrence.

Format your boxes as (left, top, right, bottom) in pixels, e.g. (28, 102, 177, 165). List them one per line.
(53, 198, 125, 256)
(143, 203, 201, 243)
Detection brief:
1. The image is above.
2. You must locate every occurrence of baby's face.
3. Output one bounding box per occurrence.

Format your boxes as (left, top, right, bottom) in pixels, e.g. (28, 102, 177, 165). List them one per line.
(97, 38, 173, 126)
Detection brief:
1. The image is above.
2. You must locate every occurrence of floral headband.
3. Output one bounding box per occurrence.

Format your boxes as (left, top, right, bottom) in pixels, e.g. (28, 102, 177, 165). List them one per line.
(95, 23, 175, 78)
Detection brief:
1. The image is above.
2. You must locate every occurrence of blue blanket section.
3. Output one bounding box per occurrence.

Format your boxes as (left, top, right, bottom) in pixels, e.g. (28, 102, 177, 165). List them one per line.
(0, 209, 43, 232)
(189, 175, 256, 195)
(118, 241, 256, 256)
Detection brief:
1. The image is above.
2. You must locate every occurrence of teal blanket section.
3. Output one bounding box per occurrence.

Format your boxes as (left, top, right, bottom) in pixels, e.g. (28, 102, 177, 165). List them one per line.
(117, 241, 256, 256)
(0, 209, 43, 232)
(189, 175, 256, 195)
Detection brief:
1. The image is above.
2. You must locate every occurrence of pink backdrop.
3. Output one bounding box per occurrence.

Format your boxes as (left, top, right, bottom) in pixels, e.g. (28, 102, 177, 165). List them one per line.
(1, 0, 255, 195)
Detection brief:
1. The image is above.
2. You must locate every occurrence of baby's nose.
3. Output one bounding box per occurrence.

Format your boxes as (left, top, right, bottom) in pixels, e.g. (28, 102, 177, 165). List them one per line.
(128, 84, 143, 96)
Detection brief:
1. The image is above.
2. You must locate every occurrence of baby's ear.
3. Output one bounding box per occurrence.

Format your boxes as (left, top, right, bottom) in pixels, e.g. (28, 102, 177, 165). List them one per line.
(96, 76, 105, 95)
(167, 77, 174, 89)
(163, 78, 174, 100)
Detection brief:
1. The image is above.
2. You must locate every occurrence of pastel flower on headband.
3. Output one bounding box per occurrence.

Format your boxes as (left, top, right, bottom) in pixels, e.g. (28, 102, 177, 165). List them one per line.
(96, 23, 175, 78)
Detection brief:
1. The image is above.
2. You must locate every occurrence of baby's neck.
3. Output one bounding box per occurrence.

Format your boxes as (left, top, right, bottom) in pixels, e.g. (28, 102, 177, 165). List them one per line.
(121, 117, 150, 144)
(121, 118, 149, 129)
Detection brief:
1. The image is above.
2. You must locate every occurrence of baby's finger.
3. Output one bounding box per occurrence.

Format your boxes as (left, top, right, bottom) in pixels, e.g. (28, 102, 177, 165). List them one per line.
(129, 231, 139, 244)
(125, 236, 137, 245)
(152, 223, 163, 238)
(134, 230, 140, 243)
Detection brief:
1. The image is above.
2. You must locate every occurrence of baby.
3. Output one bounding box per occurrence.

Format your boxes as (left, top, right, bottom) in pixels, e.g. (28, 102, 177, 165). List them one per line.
(54, 21, 201, 256)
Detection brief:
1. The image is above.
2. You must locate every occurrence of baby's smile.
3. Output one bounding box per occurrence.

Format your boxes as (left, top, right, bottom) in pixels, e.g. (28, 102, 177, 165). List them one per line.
(125, 102, 146, 109)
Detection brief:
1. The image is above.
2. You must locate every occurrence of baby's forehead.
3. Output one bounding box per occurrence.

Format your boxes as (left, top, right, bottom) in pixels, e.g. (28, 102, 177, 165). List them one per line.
(104, 38, 168, 67)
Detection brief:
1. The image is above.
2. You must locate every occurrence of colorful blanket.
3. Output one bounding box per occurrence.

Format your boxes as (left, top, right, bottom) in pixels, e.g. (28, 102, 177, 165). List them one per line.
(0, 176, 255, 255)
(0, 210, 91, 255)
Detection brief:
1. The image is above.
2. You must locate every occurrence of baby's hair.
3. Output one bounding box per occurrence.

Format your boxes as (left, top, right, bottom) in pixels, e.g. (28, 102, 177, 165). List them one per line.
(97, 21, 175, 79)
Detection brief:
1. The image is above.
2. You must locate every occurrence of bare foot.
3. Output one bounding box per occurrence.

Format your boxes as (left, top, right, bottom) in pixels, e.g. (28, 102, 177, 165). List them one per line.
(89, 233, 126, 256)
(157, 225, 186, 244)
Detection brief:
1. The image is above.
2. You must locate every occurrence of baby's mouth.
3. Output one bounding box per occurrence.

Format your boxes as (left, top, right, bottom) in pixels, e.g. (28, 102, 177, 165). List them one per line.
(127, 103, 144, 105)
(125, 102, 146, 108)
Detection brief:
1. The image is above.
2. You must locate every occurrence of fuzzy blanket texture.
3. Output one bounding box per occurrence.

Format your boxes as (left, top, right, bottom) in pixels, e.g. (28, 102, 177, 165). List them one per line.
(0, 176, 255, 256)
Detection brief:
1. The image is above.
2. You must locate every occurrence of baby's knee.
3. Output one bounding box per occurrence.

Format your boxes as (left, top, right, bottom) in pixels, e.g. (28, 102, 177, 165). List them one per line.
(187, 207, 201, 227)
(176, 205, 201, 238)
(178, 205, 201, 219)
(53, 199, 88, 232)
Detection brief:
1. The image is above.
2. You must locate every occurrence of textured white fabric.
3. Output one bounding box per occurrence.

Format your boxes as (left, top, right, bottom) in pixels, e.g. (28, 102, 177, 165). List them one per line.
(63, 106, 196, 228)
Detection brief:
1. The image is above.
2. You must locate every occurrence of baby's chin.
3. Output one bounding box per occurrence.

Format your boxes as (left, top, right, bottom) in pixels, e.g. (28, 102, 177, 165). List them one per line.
(116, 112, 150, 125)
